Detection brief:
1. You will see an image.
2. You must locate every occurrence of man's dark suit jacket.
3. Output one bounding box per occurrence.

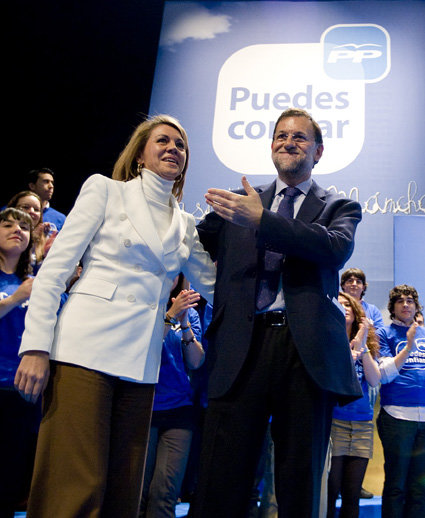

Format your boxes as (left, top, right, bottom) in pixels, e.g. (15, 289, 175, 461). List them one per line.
(197, 179, 363, 404)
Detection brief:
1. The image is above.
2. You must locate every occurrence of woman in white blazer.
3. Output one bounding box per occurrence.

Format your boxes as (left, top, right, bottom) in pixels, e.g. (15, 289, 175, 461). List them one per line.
(14, 115, 216, 518)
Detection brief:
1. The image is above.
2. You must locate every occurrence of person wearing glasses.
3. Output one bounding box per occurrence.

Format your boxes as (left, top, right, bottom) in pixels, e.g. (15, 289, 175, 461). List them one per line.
(192, 108, 363, 518)
(340, 266, 384, 500)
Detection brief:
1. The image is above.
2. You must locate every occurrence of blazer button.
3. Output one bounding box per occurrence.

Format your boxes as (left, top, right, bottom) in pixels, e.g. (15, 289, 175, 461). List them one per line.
(119, 213, 127, 221)
(127, 295, 136, 303)
(134, 264, 143, 272)
(149, 303, 157, 310)
(124, 239, 132, 248)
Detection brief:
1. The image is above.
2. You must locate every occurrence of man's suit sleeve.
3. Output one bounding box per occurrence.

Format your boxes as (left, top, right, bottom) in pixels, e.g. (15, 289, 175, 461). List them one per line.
(181, 215, 216, 305)
(257, 197, 361, 269)
(196, 210, 224, 262)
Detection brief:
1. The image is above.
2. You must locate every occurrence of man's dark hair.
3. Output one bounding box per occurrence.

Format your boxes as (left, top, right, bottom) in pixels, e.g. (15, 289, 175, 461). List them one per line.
(27, 168, 55, 185)
(388, 284, 423, 320)
(340, 267, 367, 298)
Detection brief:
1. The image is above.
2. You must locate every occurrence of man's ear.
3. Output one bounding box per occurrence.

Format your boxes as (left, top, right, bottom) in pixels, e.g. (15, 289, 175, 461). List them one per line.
(314, 144, 324, 163)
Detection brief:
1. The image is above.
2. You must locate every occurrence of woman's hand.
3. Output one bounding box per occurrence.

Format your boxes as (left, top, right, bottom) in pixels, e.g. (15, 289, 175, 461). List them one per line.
(168, 289, 201, 323)
(32, 223, 45, 241)
(351, 349, 362, 362)
(163, 289, 200, 340)
(14, 351, 50, 404)
(44, 230, 58, 256)
(350, 317, 370, 352)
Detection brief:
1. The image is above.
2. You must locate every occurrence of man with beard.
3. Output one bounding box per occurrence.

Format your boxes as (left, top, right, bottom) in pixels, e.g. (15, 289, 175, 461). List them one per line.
(192, 108, 363, 518)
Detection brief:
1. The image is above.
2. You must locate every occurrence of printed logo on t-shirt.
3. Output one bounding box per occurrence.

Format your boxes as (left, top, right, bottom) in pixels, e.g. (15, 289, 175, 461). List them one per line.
(396, 338, 425, 370)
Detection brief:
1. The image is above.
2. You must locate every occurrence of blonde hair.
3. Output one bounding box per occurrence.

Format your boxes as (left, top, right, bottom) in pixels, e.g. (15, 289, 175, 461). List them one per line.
(112, 114, 189, 202)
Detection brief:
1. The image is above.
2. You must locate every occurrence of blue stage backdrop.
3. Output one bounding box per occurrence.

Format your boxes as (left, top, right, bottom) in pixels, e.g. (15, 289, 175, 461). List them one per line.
(149, 1, 425, 318)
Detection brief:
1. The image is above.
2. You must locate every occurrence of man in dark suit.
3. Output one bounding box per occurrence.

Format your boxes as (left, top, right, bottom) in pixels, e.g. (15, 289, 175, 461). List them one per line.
(192, 108, 363, 518)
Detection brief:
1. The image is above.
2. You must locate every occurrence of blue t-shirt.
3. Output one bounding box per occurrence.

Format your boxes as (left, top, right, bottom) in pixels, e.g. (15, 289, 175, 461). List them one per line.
(43, 206, 66, 233)
(153, 307, 202, 411)
(0, 271, 30, 388)
(361, 300, 384, 329)
(333, 358, 374, 421)
(378, 323, 425, 407)
(0, 270, 67, 388)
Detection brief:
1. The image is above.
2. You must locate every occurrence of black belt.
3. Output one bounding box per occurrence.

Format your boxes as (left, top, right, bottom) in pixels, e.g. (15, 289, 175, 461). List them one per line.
(255, 310, 287, 327)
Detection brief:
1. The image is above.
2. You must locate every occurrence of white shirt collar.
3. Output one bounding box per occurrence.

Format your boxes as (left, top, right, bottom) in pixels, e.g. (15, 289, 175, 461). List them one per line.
(392, 318, 414, 328)
(274, 176, 312, 197)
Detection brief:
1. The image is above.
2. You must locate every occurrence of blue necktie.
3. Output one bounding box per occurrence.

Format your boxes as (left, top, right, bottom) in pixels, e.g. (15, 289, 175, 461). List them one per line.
(256, 187, 300, 311)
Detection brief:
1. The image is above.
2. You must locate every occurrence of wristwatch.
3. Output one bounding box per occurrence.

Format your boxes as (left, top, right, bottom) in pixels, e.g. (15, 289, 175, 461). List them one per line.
(164, 312, 178, 325)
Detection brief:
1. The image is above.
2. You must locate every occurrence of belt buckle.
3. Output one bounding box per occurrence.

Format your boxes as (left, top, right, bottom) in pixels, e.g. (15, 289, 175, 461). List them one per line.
(269, 311, 286, 327)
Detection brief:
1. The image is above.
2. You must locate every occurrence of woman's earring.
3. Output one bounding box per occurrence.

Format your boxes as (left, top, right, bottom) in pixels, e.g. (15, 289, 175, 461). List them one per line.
(137, 162, 143, 174)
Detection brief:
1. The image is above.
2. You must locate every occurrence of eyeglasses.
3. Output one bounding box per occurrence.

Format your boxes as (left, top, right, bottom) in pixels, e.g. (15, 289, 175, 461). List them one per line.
(273, 132, 311, 144)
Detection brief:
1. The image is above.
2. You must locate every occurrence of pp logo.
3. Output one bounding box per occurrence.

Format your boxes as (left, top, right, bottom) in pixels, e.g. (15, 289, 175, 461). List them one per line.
(321, 24, 390, 83)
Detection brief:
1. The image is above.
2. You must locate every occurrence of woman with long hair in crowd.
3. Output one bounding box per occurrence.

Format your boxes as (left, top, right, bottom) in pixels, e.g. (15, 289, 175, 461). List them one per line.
(0, 208, 37, 516)
(327, 292, 381, 518)
(7, 190, 56, 274)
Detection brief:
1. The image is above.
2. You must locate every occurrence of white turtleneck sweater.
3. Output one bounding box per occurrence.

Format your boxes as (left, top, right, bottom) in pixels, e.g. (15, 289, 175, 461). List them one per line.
(141, 168, 174, 243)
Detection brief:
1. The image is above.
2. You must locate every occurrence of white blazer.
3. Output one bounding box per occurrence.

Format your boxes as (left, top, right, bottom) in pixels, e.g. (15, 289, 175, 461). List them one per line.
(19, 174, 216, 383)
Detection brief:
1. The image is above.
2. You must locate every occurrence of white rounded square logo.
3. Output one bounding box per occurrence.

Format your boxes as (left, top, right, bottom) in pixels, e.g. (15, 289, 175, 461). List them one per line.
(213, 27, 389, 176)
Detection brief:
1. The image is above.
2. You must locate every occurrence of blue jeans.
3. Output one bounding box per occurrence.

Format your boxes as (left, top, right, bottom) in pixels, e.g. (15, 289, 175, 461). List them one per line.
(377, 408, 425, 518)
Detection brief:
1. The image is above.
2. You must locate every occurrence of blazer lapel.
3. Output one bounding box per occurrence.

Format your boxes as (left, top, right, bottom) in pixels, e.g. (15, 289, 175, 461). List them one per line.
(296, 180, 326, 223)
(259, 180, 276, 209)
(123, 176, 164, 264)
(253, 180, 277, 261)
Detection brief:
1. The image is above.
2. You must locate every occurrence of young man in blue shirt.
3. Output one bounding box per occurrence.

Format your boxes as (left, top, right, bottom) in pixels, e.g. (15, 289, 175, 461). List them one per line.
(377, 284, 425, 518)
(28, 168, 66, 233)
